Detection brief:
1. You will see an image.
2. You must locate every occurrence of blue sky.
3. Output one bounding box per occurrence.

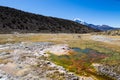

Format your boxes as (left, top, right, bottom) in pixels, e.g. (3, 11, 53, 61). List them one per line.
(0, 0, 120, 27)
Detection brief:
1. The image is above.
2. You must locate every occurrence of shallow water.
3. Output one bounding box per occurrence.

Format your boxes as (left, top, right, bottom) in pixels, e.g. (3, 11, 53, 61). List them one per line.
(72, 47, 95, 54)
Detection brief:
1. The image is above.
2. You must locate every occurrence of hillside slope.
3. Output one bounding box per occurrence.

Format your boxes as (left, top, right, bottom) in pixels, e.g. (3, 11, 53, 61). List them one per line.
(0, 6, 99, 34)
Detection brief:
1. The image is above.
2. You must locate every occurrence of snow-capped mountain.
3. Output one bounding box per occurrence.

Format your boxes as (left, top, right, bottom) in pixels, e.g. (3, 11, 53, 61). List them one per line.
(73, 18, 88, 25)
(74, 18, 116, 31)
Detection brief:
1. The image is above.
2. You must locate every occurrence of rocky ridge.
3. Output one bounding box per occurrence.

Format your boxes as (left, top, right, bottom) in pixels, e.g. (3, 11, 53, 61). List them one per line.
(0, 6, 99, 34)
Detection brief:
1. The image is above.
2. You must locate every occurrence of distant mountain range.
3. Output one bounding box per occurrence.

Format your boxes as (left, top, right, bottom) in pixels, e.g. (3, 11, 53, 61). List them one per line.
(0, 6, 99, 34)
(74, 18, 118, 31)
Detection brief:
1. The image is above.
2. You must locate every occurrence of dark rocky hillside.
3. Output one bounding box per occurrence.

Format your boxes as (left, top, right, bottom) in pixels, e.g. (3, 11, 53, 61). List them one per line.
(0, 6, 99, 34)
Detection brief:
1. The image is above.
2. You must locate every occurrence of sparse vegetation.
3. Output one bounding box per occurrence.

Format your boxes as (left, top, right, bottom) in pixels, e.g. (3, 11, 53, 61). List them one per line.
(0, 33, 120, 80)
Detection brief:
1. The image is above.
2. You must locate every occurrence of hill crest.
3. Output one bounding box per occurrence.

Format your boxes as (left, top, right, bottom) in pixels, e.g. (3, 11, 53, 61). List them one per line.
(0, 6, 99, 34)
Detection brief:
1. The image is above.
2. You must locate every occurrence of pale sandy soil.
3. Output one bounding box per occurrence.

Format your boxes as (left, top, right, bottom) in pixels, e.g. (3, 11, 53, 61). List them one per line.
(91, 35, 120, 46)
